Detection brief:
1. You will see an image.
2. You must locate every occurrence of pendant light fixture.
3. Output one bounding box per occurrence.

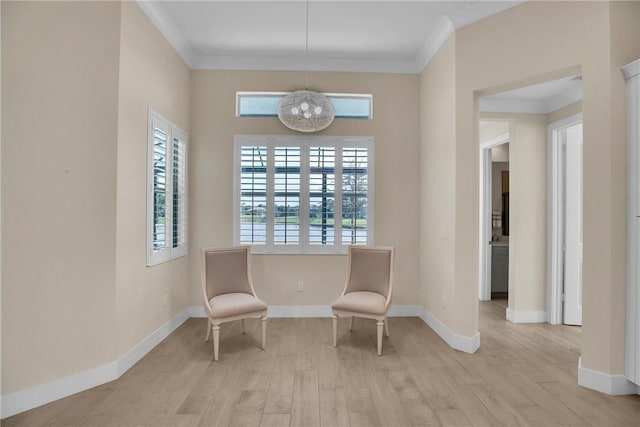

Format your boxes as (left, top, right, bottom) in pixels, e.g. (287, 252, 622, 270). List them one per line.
(277, 0, 335, 132)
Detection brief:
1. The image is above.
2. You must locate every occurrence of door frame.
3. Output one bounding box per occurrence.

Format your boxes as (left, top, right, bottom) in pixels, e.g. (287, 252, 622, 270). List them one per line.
(479, 132, 510, 301)
(547, 112, 582, 325)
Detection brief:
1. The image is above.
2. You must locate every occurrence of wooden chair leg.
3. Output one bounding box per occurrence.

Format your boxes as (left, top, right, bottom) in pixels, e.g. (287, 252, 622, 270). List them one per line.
(205, 318, 211, 342)
(261, 316, 267, 350)
(349, 316, 355, 331)
(384, 317, 390, 337)
(212, 324, 220, 361)
(376, 320, 384, 356)
(332, 315, 338, 347)
(241, 318, 246, 334)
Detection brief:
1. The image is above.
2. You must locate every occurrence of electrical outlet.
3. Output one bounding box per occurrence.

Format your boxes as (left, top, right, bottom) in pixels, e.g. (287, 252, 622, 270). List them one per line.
(297, 281, 304, 292)
(162, 294, 169, 308)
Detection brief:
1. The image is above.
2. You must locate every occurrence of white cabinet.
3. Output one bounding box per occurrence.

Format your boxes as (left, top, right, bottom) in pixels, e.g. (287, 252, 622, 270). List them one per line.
(624, 59, 640, 387)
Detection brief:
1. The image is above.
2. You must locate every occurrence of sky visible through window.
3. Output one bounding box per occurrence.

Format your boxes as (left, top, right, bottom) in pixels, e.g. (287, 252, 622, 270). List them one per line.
(238, 94, 371, 119)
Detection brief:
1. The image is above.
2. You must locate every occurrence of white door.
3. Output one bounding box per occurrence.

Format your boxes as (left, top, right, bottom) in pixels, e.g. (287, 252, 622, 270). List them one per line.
(564, 123, 583, 325)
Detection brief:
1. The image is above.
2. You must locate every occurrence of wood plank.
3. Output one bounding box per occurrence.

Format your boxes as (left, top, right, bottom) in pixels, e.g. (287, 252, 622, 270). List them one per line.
(4, 309, 640, 427)
(290, 370, 320, 427)
(319, 388, 349, 427)
(259, 413, 291, 427)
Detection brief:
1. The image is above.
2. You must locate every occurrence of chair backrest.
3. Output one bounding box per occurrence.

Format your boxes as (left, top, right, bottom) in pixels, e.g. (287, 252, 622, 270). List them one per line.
(201, 246, 254, 300)
(344, 246, 394, 299)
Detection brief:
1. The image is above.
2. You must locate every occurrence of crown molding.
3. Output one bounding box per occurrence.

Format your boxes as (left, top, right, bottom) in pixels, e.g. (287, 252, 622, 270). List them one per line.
(479, 83, 582, 114)
(138, 1, 524, 74)
(193, 55, 419, 74)
(622, 59, 640, 79)
(136, 1, 197, 68)
(415, 16, 455, 72)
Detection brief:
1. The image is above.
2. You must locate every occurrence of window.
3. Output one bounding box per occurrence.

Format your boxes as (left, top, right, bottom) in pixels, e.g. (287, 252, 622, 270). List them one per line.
(234, 135, 374, 254)
(236, 92, 373, 119)
(147, 110, 188, 266)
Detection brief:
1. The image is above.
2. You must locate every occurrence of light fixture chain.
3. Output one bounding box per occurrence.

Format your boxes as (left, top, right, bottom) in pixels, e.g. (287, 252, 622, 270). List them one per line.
(305, 0, 309, 90)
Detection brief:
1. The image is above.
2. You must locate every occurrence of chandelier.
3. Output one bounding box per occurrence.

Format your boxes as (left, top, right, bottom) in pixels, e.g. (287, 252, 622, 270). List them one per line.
(277, 0, 335, 132)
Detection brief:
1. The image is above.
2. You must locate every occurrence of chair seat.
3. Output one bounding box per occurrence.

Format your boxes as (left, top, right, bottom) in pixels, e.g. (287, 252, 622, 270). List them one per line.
(331, 291, 387, 316)
(208, 293, 267, 319)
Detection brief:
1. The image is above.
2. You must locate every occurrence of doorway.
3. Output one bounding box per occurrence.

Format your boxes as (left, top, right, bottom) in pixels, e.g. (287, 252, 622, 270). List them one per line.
(479, 130, 509, 302)
(478, 74, 583, 324)
(548, 113, 583, 325)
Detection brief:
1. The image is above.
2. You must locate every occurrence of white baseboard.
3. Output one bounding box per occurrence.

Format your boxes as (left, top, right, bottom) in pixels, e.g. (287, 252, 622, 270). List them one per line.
(578, 357, 640, 395)
(1, 361, 118, 420)
(190, 304, 423, 319)
(268, 305, 332, 318)
(1, 307, 191, 419)
(0, 303, 477, 419)
(506, 307, 547, 323)
(417, 307, 480, 354)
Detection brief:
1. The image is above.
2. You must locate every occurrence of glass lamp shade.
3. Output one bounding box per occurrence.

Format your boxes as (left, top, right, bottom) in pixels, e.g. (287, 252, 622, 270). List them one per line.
(277, 90, 335, 132)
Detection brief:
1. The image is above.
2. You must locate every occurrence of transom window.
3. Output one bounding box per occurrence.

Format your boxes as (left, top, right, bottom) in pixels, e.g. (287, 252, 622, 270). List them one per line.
(236, 92, 373, 119)
(234, 135, 374, 254)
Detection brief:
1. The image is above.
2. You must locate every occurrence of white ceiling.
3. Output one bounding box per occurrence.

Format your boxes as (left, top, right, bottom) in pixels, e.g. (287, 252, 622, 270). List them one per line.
(479, 75, 583, 114)
(137, 0, 524, 73)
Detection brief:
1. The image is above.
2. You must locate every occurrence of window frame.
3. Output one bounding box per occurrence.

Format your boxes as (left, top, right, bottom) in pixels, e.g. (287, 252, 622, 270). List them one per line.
(146, 109, 189, 266)
(233, 135, 375, 255)
(235, 91, 373, 120)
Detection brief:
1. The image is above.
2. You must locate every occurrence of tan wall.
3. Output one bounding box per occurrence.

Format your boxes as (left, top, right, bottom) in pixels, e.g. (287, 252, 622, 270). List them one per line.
(1, 1, 121, 393)
(421, 0, 639, 373)
(419, 36, 457, 325)
(115, 3, 191, 356)
(480, 113, 547, 314)
(190, 70, 421, 307)
(548, 101, 582, 124)
(1, 0, 4, 400)
(507, 114, 547, 313)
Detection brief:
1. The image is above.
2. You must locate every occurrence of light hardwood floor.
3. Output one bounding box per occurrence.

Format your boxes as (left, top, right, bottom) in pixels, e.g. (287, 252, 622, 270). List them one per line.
(4, 299, 640, 426)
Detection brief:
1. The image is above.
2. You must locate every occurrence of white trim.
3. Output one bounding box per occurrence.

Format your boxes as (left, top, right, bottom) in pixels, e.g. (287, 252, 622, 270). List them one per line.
(0, 304, 477, 418)
(234, 135, 374, 254)
(578, 358, 640, 395)
(194, 55, 420, 74)
(547, 113, 583, 325)
(135, 1, 196, 68)
(269, 305, 332, 318)
(624, 62, 640, 386)
(1, 307, 191, 419)
(546, 84, 582, 113)
(479, 133, 510, 302)
(505, 308, 547, 324)
(116, 309, 189, 375)
(188, 304, 421, 319)
(418, 307, 480, 354)
(146, 109, 189, 266)
(136, 1, 523, 74)
(479, 84, 582, 115)
(448, 0, 525, 29)
(415, 17, 454, 72)
(622, 59, 640, 79)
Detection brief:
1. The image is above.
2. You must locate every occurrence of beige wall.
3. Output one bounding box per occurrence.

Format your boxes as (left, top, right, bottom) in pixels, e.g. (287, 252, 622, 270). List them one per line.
(189, 70, 421, 307)
(419, 36, 457, 325)
(507, 114, 547, 313)
(420, 0, 640, 374)
(1, 0, 192, 397)
(480, 113, 548, 314)
(1, 1, 121, 393)
(115, 3, 191, 356)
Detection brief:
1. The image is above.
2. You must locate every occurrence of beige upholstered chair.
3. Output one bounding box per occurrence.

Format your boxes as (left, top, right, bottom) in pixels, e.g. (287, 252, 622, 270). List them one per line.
(331, 246, 395, 355)
(201, 246, 268, 361)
